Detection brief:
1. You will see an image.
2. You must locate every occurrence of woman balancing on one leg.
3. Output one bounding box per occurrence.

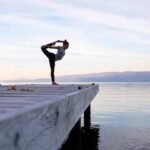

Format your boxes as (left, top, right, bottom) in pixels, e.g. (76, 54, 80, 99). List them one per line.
(41, 40, 69, 85)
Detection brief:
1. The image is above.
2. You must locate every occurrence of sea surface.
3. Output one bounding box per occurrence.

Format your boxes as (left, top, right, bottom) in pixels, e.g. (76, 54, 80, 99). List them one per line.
(91, 82, 150, 150)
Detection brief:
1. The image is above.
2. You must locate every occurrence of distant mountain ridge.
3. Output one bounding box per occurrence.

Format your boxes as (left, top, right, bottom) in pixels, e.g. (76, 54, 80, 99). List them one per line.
(5, 71, 150, 83)
(56, 71, 150, 82)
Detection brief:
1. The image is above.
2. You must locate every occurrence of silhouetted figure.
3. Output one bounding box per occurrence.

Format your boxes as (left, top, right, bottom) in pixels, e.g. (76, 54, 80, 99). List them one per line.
(41, 40, 69, 85)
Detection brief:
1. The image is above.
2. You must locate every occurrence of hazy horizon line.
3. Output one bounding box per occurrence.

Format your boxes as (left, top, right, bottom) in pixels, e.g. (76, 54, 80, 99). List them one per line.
(1, 70, 150, 82)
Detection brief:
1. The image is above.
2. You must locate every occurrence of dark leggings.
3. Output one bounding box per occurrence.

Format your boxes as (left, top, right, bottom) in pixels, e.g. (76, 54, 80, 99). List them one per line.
(41, 46, 55, 82)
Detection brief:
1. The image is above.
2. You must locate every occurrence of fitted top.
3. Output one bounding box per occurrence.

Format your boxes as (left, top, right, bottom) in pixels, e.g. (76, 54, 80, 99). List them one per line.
(55, 47, 65, 60)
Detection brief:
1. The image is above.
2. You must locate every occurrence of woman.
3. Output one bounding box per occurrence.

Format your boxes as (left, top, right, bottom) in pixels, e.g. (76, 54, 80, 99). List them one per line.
(41, 40, 69, 85)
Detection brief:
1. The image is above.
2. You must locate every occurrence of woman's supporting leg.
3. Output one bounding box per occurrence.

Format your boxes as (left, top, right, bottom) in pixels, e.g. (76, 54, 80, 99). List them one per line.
(49, 59, 55, 83)
(41, 45, 56, 83)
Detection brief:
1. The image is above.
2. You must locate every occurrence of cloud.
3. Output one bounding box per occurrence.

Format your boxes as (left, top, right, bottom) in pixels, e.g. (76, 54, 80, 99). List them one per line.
(0, 15, 53, 29)
(34, 1, 150, 34)
(1, 0, 150, 35)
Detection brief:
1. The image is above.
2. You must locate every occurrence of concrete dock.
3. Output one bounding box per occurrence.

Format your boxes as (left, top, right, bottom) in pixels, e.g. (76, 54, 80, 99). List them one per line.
(0, 84, 99, 150)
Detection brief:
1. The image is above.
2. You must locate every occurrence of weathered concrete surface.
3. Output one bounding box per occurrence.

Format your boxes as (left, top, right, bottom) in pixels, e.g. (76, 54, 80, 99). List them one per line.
(0, 84, 99, 150)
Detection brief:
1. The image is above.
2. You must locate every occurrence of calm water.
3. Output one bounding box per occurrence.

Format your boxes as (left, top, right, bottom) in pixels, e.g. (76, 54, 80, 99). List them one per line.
(91, 82, 150, 150)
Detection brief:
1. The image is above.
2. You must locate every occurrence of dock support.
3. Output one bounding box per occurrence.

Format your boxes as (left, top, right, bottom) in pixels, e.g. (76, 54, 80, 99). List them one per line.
(61, 118, 82, 150)
(60, 105, 100, 150)
(84, 105, 91, 131)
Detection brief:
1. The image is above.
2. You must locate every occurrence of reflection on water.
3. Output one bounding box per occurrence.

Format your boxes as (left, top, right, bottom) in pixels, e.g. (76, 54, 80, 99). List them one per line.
(81, 125, 100, 150)
(92, 83, 150, 150)
(62, 83, 150, 150)
(61, 124, 100, 150)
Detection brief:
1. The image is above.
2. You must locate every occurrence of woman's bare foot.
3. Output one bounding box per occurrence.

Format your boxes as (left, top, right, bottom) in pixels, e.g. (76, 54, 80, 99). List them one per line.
(52, 82, 59, 85)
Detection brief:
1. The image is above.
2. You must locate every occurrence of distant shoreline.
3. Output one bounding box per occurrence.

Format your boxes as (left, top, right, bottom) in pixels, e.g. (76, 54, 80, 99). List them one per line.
(2, 71, 150, 83)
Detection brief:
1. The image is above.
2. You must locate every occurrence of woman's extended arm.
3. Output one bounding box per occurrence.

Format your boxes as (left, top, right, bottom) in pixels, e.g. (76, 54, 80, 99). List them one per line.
(46, 41, 57, 46)
(44, 40, 60, 49)
(46, 45, 60, 49)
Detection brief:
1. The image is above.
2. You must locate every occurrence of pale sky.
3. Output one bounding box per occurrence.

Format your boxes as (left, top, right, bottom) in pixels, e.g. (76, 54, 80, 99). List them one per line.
(0, 0, 150, 81)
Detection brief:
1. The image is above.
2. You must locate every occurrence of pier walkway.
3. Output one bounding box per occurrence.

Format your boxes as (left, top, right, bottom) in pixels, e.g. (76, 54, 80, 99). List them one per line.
(0, 84, 99, 150)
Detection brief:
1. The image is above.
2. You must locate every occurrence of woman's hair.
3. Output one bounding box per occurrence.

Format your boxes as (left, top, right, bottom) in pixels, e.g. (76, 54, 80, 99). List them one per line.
(63, 40, 69, 47)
